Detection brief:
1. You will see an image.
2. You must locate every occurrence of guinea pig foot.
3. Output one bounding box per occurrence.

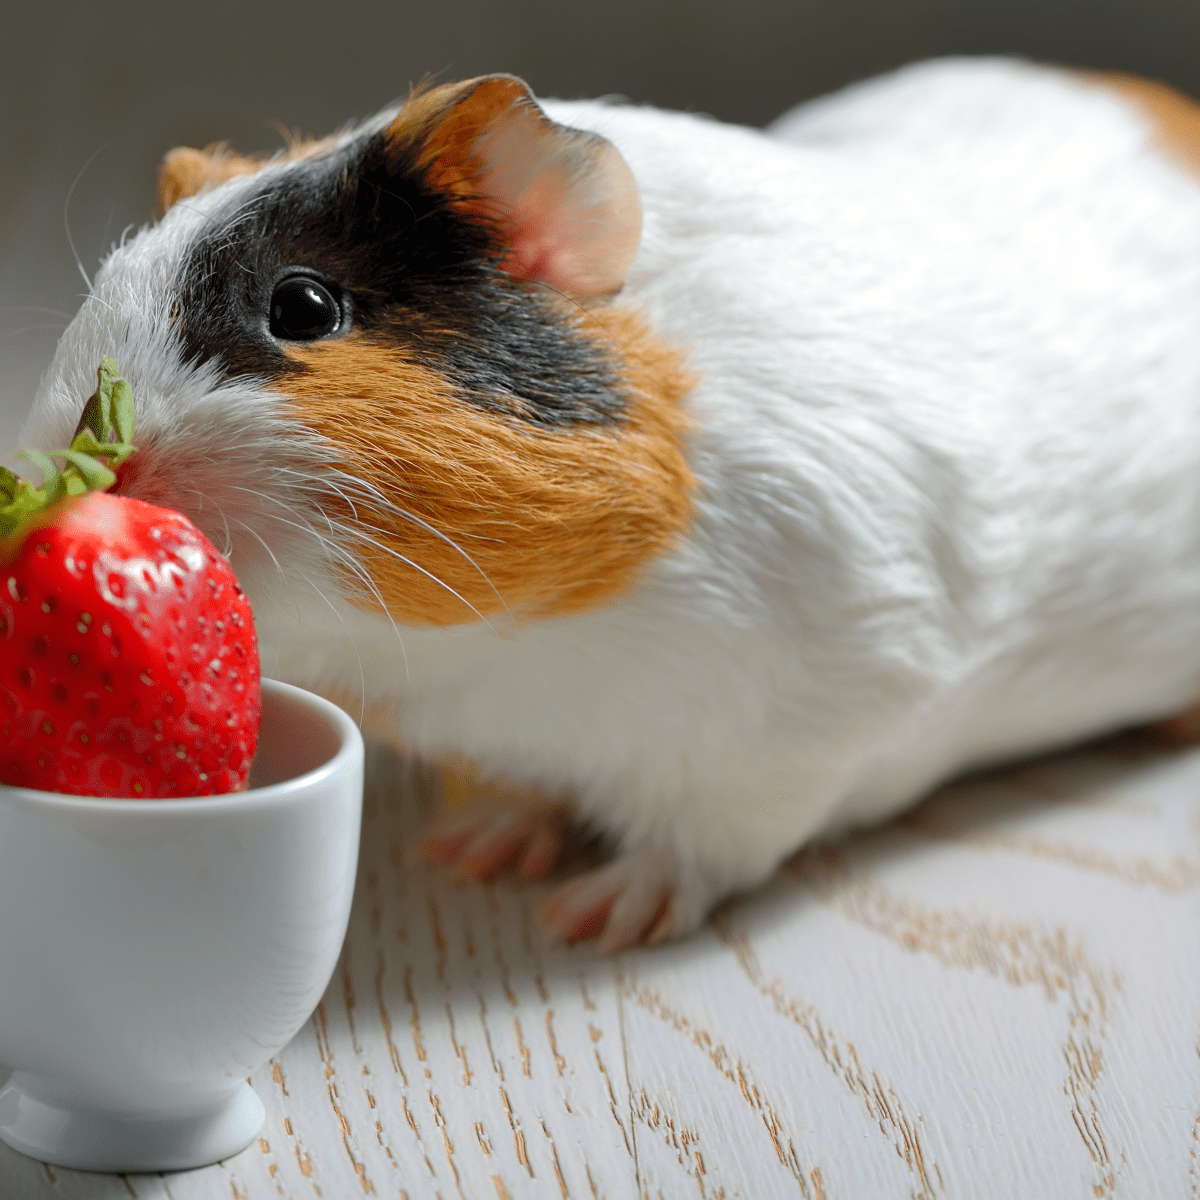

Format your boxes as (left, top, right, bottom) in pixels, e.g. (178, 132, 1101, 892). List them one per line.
(540, 851, 711, 953)
(420, 802, 572, 882)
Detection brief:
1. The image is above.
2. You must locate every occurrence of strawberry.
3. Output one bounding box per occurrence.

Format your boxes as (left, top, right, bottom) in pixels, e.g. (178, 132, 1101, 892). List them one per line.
(0, 358, 260, 798)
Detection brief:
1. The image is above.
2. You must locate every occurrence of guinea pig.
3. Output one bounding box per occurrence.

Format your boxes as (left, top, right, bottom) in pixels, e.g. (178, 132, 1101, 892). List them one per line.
(21, 56, 1200, 950)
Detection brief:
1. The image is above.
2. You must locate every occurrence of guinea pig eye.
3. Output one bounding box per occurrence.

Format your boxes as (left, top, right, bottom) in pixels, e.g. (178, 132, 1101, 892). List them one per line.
(269, 277, 342, 341)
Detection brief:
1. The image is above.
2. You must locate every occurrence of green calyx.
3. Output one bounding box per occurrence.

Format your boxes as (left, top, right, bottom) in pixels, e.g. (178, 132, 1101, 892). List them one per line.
(0, 357, 137, 537)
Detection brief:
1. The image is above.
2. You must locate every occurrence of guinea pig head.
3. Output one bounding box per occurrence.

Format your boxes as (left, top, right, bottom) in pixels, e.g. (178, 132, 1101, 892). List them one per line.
(23, 77, 695, 644)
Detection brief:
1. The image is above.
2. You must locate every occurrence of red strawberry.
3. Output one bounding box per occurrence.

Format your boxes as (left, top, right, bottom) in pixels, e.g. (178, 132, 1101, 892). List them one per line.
(0, 358, 260, 798)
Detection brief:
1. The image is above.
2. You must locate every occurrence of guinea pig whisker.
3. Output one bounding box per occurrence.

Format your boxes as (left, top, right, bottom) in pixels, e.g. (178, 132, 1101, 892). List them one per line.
(63, 143, 111, 295)
(231, 517, 289, 585)
(309, 478, 363, 524)
(332, 521, 501, 636)
(235, 483, 419, 670)
(229, 501, 412, 679)
(237, 528, 382, 696)
(221, 488, 351, 577)
(259, 463, 335, 485)
(231, 517, 306, 627)
(184, 487, 234, 558)
(247, 469, 347, 506)
(291, 564, 369, 725)
(226, 482, 329, 520)
(324, 471, 512, 620)
(0, 306, 75, 320)
(227, 492, 348, 559)
(388, 508, 512, 620)
(318, 537, 411, 681)
(0, 324, 71, 343)
(81, 293, 119, 320)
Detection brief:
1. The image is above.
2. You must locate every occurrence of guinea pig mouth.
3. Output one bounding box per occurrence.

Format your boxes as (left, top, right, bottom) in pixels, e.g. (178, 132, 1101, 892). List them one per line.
(107, 454, 160, 510)
(109, 460, 136, 497)
(105, 448, 222, 550)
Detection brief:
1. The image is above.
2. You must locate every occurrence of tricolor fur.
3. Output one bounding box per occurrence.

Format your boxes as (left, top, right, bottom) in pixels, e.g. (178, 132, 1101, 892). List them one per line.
(23, 57, 1200, 945)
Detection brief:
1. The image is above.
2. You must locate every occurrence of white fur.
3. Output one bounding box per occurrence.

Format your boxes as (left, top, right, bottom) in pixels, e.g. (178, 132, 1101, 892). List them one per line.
(23, 58, 1200, 934)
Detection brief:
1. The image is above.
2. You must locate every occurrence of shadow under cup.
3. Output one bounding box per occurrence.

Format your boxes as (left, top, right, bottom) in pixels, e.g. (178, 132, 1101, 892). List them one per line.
(0, 679, 364, 1173)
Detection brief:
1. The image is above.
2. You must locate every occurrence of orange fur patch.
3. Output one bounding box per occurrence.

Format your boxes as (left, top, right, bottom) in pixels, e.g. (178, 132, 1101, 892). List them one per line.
(282, 307, 695, 626)
(158, 146, 264, 214)
(385, 79, 513, 192)
(158, 134, 341, 214)
(158, 78, 522, 217)
(394, 78, 643, 299)
(1087, 72, 1200, 178)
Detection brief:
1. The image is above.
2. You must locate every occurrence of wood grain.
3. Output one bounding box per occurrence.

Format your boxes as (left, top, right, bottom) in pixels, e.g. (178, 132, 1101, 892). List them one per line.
(3, 735, 1200, 1199)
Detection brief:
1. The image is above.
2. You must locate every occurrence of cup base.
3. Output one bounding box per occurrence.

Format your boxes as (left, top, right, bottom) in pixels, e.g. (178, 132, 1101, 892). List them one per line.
(0, 1075, 265, 1172)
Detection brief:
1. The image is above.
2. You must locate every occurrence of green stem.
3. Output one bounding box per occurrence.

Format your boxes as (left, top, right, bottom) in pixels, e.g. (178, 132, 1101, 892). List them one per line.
(0, 356, 137, 537)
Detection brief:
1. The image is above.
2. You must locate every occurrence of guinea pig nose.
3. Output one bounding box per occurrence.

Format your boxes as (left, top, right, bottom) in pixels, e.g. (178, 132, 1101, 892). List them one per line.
(269, 276, 343, 341)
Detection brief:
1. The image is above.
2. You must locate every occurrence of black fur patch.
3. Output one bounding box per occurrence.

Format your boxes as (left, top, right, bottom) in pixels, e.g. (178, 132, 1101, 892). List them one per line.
(172, 122, 628, 427)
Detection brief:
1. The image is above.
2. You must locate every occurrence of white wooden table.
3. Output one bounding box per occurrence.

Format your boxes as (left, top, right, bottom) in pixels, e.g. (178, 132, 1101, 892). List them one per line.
(4, 733, 1200, 1200)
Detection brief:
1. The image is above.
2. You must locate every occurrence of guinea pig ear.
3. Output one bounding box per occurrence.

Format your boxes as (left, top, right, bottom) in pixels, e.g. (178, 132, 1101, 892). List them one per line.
(157, 146, 263, 214)
(397, 76, 642, 298)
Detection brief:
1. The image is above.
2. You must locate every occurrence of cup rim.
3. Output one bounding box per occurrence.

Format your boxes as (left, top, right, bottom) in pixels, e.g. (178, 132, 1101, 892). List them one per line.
(0, 679, 362, 816)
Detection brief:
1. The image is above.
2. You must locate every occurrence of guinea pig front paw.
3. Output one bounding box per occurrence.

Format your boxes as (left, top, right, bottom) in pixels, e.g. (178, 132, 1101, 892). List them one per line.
(420, 801, 573, 882)
(539, 847, 715, 953)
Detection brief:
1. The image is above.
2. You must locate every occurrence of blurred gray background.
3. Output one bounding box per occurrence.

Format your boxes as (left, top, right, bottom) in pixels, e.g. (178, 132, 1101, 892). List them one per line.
(3, 0, 1199, 443)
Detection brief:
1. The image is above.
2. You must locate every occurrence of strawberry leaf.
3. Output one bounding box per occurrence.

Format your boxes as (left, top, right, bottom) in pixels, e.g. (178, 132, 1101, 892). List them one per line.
(0, 466, 21, 505)
(72, 356, 135, 450)
(68, 427, 136, 469)
(2, 357, 138, 547)
(58, 450, 117, 492)
(67, 428, 107, 458)
(0, 473, 46, 537)
(16, 450, 60, 498)
(112, 378, 135, 445)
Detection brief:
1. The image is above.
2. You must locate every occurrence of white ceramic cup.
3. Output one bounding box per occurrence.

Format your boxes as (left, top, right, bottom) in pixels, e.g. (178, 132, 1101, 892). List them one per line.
(0, 678, 363, 1173)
